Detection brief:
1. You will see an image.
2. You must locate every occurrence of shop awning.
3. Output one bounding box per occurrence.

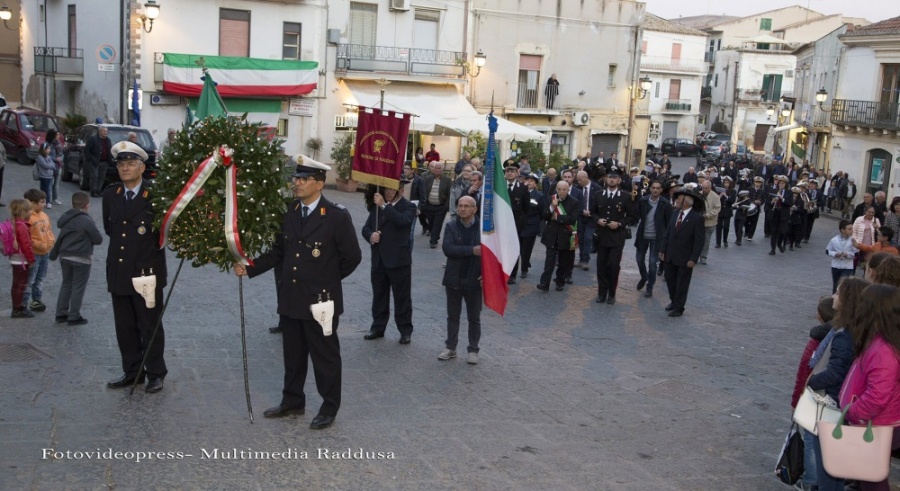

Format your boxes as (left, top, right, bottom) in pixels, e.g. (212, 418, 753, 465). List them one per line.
(163, 53, 318, 98)
(342, 80, 547, 141)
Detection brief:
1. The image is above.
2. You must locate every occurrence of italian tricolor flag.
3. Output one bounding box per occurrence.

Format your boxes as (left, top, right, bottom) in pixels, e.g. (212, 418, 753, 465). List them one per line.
(162, 53, 318, 98)
(481, 114, 520, 316)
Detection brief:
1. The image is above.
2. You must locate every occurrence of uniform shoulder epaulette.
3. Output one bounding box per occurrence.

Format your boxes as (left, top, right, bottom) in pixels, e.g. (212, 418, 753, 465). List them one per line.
(333, 203, 347, 210)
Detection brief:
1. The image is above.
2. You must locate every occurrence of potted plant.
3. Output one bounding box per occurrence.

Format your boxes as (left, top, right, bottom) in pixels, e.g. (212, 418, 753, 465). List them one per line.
(331, 133, 357, 193)
(305, 137, 323, 160)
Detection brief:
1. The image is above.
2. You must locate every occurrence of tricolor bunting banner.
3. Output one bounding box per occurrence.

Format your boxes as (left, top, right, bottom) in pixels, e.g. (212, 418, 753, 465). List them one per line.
(162, 53, 318, 98)
(351, 107, 411, 189)
(480, 112, 520, 316)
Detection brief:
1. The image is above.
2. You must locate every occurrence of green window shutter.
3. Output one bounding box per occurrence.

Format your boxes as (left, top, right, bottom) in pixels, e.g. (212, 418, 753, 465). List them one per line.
(773, 75, 783, 101)
(762, 75, 772, 101)
(760, 18, 772, 30)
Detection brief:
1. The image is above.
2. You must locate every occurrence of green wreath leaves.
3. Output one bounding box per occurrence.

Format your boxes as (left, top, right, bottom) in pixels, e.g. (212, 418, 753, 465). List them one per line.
(152, 115, 290, 271)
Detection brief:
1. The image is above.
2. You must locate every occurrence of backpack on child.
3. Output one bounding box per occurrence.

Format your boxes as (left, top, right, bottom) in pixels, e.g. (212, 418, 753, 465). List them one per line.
(0, 219, 19, 256)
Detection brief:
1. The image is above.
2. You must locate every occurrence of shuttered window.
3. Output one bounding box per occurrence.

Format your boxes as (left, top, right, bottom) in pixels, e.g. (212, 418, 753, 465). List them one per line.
(283, 22, 301, 60)
(350, 2, 377, 46)
(671, 43, 681, 62)
(762, 74, 783, 101)
(668, 79, 681, 100)
(220, 9, 250, 57)
(67, 5, 76, 57)
(413, 9, 439, 51)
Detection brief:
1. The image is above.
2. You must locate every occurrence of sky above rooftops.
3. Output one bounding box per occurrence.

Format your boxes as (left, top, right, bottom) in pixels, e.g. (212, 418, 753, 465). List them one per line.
(644, 0, 889, 24)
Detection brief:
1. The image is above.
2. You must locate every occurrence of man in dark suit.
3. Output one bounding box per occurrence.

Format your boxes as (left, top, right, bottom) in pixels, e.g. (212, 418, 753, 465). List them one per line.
(520, 174, 547, 279)
(85, 126, 112, 197)
(102, 141, 168, 393)
(634, 179, 672, 298)
(591, 170, 637, 305)
(420, 161, 452, 248)
(235, 157, 362, 430)
(537, 181, 580, 292)
(804, 180, 824, 242)
(541, 167, 559, 200)
(504, 161, 531, 284)
(361, 183, 417, 344)
(575, 170, 601, 271)
(658, 185, 706, 317)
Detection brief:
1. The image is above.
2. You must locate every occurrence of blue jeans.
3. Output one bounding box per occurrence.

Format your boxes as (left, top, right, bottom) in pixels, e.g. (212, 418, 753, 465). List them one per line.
(831, 267, 853, 294)
(813, 432, 844, 491)
(39, 177, 53, 203)
(635, 237, 659, 289)
(801, 427, 818, 487)
(24, 254, 50, 309)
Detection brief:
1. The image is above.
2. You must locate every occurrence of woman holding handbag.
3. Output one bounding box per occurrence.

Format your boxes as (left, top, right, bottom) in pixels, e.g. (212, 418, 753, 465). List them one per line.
(834, 284, 900, 491)
(803, 277, 869, 491)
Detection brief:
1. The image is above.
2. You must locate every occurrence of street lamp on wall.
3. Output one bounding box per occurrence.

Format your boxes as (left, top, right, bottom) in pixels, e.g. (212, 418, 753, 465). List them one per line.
(637, 76, 652, 99)
(140, 0, 161, 33)
(465, 49, 487, 77)
(0, 4, 20, 30)
(815, 87, 834, 112)
(767, 105, 775, 120)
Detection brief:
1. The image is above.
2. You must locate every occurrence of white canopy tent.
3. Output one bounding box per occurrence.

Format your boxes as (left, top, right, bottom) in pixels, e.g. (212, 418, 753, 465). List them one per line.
(342, 80, 547, 142)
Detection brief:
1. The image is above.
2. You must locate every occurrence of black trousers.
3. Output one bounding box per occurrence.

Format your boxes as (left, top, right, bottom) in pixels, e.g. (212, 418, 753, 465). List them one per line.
(805, 215, 817, 240)
(745, 212, 760, 238)
(445, 286, 482, 353)
(595, 245, 624, 299)
(734, 217, 746, 243)
(509, 235, 525, 278)
(111, 291, 167, 380)
(280, 315, 342, 417)
(370, 263, 413, 336)
(422, 203, 447, 245)
(763, 211, 772, 237)
(663, 262, 694, 312)
(520, 235, 537, 274)
(540, 247, 575, 287)
(715, 216, 731, 245)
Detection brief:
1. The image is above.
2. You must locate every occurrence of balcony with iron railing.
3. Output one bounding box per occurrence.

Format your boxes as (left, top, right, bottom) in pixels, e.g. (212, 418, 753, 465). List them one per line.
(663, 99, 692, 112)
(797, 103, 831, 130)
(704, 51, 716, 63)
(831, 99, 900, 132)
(335, 44, 466, 79)
(701, 86, 712, 99)
(33, 47, 83, 81)
(640, 56, 708, 74)
(510, 83, 564, 113)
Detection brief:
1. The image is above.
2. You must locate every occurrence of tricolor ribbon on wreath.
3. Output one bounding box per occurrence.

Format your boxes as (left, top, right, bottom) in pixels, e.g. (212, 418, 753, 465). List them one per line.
(158, 145, 253, 266)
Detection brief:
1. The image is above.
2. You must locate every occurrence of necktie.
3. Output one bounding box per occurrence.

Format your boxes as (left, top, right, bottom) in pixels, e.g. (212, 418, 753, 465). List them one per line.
(676, 212, 684, 230)
(126, 190, 135, 201)
(302, 206, 309, 219)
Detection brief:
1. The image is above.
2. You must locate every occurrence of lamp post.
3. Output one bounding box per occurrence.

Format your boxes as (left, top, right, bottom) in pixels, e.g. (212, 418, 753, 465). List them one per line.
(140, 0, 161, 33)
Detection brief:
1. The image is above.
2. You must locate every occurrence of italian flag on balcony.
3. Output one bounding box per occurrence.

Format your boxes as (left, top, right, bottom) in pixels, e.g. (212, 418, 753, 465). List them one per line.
(162, 53, 318, 98)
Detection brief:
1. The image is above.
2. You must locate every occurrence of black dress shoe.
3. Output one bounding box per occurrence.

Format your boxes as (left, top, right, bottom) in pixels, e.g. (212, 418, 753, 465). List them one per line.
(536, 284, 549, 292)
(310, 414, 335, 430)
(363, 331, 385, 340)
(779, 244, 786, 253)
(507, 277, 516, 285)
(399, 335, 411, 345)
(769, 250, 776, 255)
(145, 378, 164, 393)
(268, 326, 283, 334)
(565, 277, 573, 284)
(606, 297, 616, 305)
(55, 315, 68, 323)
(665, 303, 675, 311)
(67, 317, 88, 325)
(636, 278, 647, 291)
(555, 284, 564, 291)
(643, 290, 653, 298)
(263, 404, 305, 418)
(107, 374, 144, 388)
(520, 271, 527, 278)
(668, 310, 684, 317)
(795, 244, 801, 249)
(596, 294, 607, 304)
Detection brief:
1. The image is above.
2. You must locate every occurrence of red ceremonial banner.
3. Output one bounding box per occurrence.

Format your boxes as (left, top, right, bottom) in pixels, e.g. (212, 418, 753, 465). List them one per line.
(351, 107, 411, 189)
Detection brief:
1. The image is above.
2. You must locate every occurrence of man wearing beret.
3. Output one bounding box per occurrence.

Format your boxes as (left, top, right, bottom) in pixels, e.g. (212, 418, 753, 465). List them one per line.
(235, 157, 361, 430)
(102, 141, 168, 393)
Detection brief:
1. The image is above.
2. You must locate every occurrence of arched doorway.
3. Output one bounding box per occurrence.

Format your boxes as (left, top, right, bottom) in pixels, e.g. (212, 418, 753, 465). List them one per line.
(865, 148, 892, 196)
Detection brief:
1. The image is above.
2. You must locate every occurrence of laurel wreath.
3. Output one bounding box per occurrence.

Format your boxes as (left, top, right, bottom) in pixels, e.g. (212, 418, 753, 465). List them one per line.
(151, 115, 290, 271)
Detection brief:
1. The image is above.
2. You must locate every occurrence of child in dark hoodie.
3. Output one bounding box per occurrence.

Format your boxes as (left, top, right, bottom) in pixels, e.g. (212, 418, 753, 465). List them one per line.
(49, 192, 103, 325)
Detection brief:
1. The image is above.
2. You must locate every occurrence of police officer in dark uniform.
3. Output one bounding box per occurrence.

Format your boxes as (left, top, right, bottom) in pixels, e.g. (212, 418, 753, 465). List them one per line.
(234, 156, 361, 430)
(591, 169, 636, 305)
(503, 160, 531, 284)
(520, 173, 547, 279)
(102, 141, 168, 393)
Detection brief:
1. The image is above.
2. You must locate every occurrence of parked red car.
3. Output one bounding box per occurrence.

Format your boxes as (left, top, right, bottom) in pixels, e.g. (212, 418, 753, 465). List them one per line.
(0, 107, 64, 164)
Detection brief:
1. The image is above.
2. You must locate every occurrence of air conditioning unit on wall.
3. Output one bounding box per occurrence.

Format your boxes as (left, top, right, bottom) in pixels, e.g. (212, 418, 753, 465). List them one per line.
(573, 112, 591, 126)
(390, 0, 410, 11)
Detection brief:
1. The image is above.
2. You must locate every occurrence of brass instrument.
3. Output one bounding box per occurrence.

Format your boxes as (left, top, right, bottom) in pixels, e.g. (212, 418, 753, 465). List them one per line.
(732, 197, 750, 210)
(803, 192, 817, 213)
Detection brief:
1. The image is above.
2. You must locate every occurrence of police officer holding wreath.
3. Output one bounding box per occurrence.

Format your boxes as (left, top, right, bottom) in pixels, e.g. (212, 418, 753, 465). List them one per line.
(234, 156, 361, 430)
(102, 141, 168, 393)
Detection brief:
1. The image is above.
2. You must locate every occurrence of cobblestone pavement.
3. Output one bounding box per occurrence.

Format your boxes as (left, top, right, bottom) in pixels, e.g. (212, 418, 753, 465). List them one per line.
(1, 157, 898, 490)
